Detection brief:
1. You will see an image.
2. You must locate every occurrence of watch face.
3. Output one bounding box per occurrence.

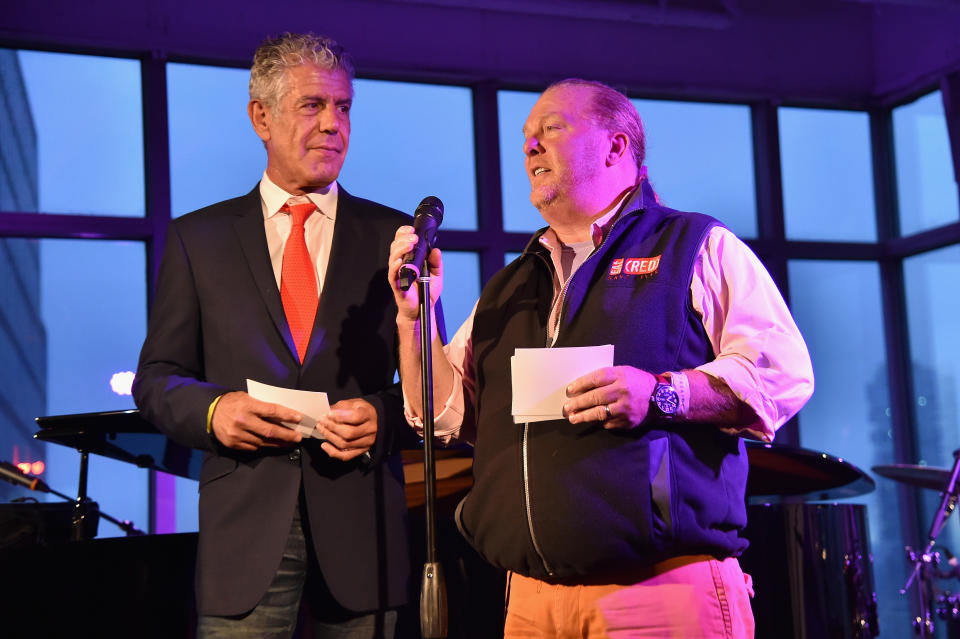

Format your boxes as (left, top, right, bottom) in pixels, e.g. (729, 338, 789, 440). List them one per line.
(653, 383, 680, 416)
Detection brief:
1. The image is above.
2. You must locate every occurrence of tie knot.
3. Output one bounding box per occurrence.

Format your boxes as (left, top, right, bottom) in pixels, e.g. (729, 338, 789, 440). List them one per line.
(282, 201, 316, 226)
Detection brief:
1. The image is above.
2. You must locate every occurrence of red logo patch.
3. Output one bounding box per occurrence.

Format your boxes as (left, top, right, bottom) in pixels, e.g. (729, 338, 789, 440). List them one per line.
(609, 255, 661, 279)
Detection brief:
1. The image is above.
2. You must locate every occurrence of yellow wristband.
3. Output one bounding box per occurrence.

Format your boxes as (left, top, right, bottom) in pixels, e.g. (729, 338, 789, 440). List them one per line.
(207, 394, 225, 434)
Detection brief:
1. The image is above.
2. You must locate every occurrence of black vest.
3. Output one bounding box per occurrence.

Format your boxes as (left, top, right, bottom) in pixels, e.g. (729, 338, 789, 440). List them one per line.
(457, 181, 750, 579)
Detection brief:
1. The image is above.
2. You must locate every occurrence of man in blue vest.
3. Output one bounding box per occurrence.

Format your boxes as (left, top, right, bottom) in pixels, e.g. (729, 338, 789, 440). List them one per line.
(388, 79, 813, 637)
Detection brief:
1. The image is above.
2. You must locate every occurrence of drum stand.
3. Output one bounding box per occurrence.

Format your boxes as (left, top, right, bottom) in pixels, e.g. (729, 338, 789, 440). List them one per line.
(902, 448, 960, 637)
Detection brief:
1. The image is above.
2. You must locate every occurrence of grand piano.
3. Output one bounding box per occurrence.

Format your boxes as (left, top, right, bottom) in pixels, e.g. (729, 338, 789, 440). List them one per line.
(0, 410, 878, 638)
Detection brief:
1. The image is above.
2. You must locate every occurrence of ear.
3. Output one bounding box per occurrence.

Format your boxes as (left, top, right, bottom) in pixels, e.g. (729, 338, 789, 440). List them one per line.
(248, 99, 272, 143)
(606, 132, 630, 167)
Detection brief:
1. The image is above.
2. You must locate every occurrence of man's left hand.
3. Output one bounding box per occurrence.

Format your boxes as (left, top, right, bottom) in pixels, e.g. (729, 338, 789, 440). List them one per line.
(563, 366, 657, 429)
(318, 398, 378, 461)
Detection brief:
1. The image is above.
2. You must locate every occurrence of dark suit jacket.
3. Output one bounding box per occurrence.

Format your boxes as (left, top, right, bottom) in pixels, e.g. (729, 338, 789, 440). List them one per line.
(133, 185, 412, 616)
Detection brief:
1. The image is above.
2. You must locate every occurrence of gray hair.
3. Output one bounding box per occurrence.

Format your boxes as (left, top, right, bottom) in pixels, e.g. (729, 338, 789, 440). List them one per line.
(249, 33, 355, 109)
(547, 78, 646, 170)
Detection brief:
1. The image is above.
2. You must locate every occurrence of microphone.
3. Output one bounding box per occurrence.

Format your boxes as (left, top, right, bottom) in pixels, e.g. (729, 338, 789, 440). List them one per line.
(398, 196, 444, 291)
(0, 461, 51, 493)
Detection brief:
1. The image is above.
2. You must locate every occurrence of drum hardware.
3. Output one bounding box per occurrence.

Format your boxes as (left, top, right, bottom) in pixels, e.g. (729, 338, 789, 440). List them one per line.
(935, 591, 960, 621)
(903, 546, 944, 636)
(880, 449, 960, 638)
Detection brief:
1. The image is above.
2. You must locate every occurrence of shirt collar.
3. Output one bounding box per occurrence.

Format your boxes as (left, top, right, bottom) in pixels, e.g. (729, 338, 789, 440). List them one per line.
(259, 171, 339, 221)
(538, 186, 635, 253)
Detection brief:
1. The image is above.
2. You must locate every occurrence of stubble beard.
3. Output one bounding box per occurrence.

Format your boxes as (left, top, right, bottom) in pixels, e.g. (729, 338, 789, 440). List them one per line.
(531, 184, 560, 212)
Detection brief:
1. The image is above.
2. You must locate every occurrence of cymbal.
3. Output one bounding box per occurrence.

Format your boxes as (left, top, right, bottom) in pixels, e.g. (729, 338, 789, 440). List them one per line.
(871, 464, 954, 492)
(745, 441, 874, 502)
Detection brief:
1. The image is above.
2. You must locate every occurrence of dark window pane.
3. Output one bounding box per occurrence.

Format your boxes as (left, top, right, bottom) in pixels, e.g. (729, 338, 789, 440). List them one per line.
(894, 91, 960, 236)
(780, 108, 877, 241)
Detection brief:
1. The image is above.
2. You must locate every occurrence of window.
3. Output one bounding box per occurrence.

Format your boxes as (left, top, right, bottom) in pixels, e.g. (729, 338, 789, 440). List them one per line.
(632, 99, 757, 238)
(12, 50, 145, 216)
(37, 239, 147, 536)
(438, 251, 480, 335)
(167, 63, 264, 218)
(498, 90, 542, 233)
(169, 67, 480, 230)
(497, 91, 758, 237)
(787, 259, 906, 634)
(779, 107, 877, 242)
(0, 237, 44, 505)
(344, 80, 478, 230)
(2, 41, 958, 599)
(894, 90, 960, 236)
(904, 245, 960, 562)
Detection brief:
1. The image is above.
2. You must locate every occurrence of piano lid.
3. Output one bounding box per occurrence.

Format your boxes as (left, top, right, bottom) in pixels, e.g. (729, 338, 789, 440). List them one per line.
(746, 440, 874, 503)
(34, 410, 200, 481)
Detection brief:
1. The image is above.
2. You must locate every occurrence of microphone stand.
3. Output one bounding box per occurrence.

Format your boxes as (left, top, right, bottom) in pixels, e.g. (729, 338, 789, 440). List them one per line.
(417, 274, 447, 639)
(0, 460, 144, 538)
(901, 448, 960, 638)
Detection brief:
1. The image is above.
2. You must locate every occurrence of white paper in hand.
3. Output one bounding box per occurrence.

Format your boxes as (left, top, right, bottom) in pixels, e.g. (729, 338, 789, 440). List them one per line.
(511, 345, 614, 423)
(246, 379, 330, 439)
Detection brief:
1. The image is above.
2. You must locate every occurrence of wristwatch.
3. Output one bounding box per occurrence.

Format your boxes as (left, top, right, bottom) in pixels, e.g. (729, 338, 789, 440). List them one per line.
(650, 373, 680, 419)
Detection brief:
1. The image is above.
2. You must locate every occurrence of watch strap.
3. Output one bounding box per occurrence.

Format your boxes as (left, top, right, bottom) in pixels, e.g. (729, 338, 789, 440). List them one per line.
(665, 371, 689, 419)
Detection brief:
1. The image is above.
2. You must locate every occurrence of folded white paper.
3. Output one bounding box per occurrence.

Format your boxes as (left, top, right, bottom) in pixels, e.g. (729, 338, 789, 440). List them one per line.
(246, 379, 330, 439)
(511, 345, 614, 423)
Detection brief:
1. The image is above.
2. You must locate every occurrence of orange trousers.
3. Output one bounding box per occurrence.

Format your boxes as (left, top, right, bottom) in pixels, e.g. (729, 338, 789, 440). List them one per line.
(504, 556, 755, 639)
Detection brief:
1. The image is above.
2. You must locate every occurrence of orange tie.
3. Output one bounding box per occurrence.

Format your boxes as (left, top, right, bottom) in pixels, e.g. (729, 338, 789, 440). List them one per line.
(280, 200, 319, 363)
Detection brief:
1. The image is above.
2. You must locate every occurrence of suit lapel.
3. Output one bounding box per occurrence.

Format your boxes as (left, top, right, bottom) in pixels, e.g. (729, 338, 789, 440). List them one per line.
(233, 186, 300, 363)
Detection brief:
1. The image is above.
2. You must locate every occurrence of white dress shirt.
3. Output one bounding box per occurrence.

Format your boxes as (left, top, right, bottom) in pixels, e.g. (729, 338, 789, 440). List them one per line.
(259, 172, 338, 293)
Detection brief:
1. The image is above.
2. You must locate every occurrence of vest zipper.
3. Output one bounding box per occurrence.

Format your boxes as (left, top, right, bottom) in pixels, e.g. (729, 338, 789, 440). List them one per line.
(521, 421, 554, 575)
(520, 211, 634, 576)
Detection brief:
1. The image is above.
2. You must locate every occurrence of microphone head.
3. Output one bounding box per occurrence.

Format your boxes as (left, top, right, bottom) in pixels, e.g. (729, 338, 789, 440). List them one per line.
(0, 461, 45, 491)
(415, 196, 444, 224)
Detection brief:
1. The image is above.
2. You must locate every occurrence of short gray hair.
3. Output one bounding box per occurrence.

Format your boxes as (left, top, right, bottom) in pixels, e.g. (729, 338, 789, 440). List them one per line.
(249, 33, 355, 109)
(547, 78, 646, 170)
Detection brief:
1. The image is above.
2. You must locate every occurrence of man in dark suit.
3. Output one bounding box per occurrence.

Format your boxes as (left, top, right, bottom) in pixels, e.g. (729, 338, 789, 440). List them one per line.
(134, 33, 410, 638)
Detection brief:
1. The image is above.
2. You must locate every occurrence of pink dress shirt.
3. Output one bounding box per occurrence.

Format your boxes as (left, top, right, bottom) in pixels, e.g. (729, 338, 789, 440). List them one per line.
(407, 211, 814, 444)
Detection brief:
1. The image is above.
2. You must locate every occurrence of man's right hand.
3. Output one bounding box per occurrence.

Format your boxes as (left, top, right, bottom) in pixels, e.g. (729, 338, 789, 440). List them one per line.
(210, 391, 303, 451)
(388, 225, 444, 322)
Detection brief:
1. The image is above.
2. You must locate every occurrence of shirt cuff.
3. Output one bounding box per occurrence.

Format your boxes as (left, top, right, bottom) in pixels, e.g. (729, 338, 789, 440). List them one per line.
(666, 370, 690, 419)
(402, 375, 466, 446)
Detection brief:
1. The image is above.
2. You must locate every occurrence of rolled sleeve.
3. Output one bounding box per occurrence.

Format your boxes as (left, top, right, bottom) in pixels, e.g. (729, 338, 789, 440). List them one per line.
(692, 227, 814, 441)
(402, 303, 477, 445)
